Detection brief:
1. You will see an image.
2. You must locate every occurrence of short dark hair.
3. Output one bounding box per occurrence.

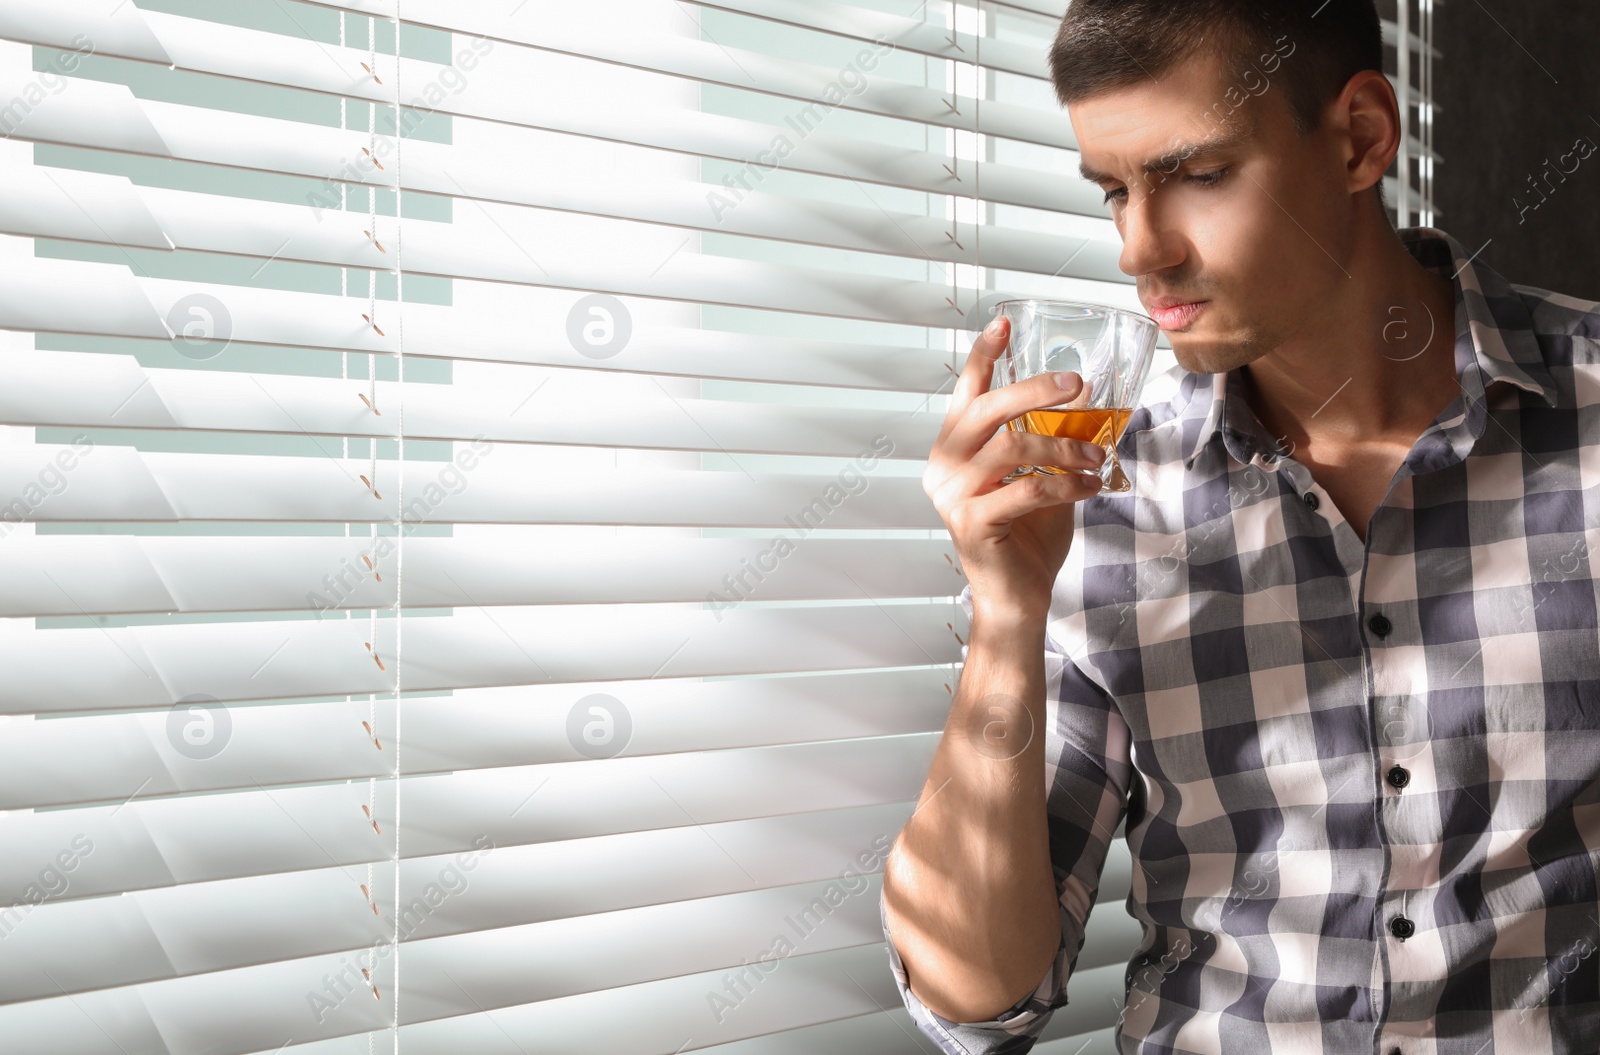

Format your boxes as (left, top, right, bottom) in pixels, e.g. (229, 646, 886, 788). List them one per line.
(1048, 0, 1384, 139)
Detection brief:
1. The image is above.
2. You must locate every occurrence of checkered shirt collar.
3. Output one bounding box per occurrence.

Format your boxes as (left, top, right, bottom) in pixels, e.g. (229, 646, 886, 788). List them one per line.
(1178, 226, 1562, 470)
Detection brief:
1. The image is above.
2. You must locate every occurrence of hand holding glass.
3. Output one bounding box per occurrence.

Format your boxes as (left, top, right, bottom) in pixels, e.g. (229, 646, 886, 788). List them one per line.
(990, 299, 1160, 494)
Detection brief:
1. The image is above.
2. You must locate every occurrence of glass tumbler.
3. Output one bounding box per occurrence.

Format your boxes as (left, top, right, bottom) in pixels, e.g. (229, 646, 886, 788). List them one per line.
(990, 299, 1160, 493)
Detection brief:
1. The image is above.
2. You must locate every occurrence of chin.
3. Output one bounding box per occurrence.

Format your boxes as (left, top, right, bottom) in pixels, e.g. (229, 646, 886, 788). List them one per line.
(1171, 341, 1237, 376)
(1170, 328, 1265, 376)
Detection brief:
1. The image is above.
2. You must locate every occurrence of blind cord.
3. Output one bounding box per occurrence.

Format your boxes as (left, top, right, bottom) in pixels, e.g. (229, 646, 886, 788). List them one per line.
(336, 14, 384, 1052)
(362, 15, 381, 1055)
(388, 9, 406, 1052)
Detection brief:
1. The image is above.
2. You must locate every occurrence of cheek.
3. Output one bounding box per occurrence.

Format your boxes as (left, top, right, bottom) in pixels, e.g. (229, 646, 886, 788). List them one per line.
(1211, 184, 1328, 300)
(1184, 207, 1274, 307)
(1256, 161, 1353, 258)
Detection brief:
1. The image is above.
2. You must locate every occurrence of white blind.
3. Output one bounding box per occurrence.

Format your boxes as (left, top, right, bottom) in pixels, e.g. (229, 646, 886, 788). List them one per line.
(0, 3, 1435, 1054)
(1388, 0, 1439, 228)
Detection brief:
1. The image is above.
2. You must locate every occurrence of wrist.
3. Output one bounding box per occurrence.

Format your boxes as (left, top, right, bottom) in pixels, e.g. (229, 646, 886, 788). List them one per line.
(969, 598, 1049, 640)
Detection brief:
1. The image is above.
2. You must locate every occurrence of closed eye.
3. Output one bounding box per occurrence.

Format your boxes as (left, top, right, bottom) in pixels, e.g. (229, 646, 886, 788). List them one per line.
(1186, 167, 1231, 188)
(1101, 167, 1233, 204)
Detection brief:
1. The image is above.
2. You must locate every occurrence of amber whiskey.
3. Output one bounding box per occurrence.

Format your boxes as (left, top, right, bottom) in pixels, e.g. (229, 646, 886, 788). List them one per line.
(1003, 407, 1131, 488)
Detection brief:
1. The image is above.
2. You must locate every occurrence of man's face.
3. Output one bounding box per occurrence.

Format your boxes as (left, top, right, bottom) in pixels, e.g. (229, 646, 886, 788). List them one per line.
(1069, 48, 1354, 375)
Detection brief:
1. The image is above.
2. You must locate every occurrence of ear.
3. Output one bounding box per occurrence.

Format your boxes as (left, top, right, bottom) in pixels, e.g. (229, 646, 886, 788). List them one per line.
(1333, 69, 1400, 197)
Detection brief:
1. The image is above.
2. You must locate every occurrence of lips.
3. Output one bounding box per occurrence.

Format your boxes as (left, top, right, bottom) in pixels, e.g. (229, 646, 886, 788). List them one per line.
(1147, 299, 1208, 331)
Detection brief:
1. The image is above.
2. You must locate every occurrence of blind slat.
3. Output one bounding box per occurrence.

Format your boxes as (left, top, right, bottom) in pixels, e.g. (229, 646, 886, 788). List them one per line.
(681, 0, 1048, 77)
(2, 941, 922, 1055)
(0, 165, 171, 248)
(2, 262, 961, 391)
(3, 677, 952, 805)
(3, 802, 914, 1004)
(0, 446, 944, 528)
(0, 348, 945, 457)
(0, 603, 961, 712)
(0, 256, 172, 339)
(0, 67, 168, 154)
(0, 0, 171, 63)
(0, 535, 960, 618)
(0, 737, 942, 902)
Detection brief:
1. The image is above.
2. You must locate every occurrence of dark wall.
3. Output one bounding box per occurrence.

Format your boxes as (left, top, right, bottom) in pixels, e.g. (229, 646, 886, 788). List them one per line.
(1432, 1, 1600, 299)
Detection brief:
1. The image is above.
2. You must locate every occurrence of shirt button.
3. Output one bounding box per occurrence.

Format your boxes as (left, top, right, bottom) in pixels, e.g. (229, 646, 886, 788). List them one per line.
(1368, 612, 1392, 638)
(1303, 491, 1320, 510)
(1387, 765, 1411, 789)
(1390, 916, 1415, 940)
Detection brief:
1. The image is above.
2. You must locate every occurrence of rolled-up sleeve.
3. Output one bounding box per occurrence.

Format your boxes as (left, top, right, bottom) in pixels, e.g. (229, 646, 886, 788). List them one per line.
(879, 583, 1132, 1054)
(879, 881, 1069, 1054)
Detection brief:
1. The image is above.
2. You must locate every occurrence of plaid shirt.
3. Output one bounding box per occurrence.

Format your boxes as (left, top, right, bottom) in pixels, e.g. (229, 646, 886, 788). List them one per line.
(882, 227, 1600, 1054)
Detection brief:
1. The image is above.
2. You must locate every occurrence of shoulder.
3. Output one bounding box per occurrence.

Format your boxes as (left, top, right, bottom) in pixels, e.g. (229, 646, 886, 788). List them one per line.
(1114, 360, 1194, 465)
(1512, 282, 1600, 366)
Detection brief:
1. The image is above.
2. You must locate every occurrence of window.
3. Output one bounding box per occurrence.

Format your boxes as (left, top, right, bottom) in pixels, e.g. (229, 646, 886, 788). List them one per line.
(0, 2, 1434, 1051)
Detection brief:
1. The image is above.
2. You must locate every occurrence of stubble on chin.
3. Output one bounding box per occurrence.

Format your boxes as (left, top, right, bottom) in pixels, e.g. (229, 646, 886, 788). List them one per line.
(1171, 327, 1270, 377)
(1173, 342, 1246, 377)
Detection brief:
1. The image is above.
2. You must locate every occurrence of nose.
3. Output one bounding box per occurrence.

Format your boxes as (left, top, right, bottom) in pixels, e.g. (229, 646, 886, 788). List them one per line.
(1116, 190, 1185, 280)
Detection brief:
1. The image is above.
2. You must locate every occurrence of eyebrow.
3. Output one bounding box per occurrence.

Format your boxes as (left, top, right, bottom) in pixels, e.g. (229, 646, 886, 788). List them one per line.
(1077, 120, 1256, 184)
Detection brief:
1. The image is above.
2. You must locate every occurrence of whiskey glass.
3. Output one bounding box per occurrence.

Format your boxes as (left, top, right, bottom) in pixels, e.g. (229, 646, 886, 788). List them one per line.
(990, 299, 1160, 494)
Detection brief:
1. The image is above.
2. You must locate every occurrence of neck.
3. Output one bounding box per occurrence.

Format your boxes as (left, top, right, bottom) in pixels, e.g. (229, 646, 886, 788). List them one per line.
(1240, 227, 1459, 457)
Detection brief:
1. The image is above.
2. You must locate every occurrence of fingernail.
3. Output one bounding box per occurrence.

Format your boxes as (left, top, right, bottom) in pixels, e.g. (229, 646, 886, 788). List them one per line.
(1083, 443, 1107, 465)
(1054, 371, 1077, 390)
(984, 317, 1004, 338)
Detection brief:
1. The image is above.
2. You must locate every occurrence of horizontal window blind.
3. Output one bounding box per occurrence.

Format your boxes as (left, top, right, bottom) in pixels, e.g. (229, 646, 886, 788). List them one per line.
(0, 2, 1437, 1053)
(1389, 0, 1438, 228)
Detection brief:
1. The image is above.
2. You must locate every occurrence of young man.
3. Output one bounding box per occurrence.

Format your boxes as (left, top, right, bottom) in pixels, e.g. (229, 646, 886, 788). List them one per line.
(881, 1, 1600, 1052)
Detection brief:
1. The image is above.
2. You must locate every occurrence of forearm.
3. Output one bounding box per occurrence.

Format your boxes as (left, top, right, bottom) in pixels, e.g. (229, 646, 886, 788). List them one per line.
(882, 607, 1060, 1023)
